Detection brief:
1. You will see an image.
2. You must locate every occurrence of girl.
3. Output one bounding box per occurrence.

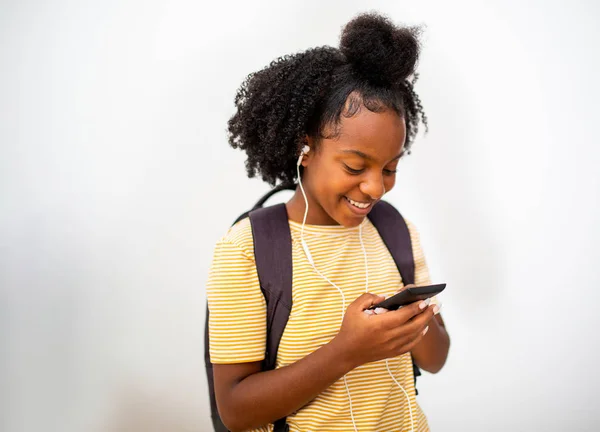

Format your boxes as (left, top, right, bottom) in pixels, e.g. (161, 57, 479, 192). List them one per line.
(207, 12, 450, 432)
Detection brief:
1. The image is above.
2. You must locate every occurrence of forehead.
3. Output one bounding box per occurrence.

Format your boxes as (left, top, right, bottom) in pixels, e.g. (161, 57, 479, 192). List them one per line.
(325, 107, 406, 160)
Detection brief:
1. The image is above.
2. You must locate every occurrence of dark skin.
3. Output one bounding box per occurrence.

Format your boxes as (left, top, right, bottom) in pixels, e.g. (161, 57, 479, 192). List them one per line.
(213, 104, 450, 432)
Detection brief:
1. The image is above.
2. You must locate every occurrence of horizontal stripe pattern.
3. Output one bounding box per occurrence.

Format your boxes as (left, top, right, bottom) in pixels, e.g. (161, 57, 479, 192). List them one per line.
(207, 215, 434, 431)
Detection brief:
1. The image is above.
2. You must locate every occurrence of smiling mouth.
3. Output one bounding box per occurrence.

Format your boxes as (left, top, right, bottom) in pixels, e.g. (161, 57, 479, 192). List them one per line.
(344, 196, 372, 209)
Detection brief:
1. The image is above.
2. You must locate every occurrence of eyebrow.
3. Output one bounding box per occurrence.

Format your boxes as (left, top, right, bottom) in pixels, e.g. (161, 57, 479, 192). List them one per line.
(340, 149, 403, 162)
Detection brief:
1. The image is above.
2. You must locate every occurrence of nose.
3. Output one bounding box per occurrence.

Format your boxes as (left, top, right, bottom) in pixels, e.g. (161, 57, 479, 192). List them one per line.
(359, 173, 386, 201)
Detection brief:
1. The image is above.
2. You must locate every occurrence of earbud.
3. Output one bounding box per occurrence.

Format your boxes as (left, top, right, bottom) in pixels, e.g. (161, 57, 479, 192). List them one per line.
(297, 145, 311, 166)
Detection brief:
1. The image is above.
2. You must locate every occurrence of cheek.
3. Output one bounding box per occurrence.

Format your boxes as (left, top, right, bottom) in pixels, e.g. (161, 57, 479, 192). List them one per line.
(312, 163, 347, 193)
(384, 176, 396, 192)
(307, 161, 344, 198)
(326, 175, 352, 199)
(332, 173, 361, 197)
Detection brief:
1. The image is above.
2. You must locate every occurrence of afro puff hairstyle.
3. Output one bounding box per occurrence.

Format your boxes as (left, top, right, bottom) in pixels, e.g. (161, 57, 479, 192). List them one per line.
(227, 12, 428, 187)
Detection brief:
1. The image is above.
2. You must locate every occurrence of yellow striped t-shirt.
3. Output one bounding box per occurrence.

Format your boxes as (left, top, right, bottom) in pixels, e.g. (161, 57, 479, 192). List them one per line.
(207, 215, 435, 432)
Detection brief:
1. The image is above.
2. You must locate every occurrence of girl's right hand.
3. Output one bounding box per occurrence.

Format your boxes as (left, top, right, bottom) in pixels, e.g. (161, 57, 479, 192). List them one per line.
(331, 293, 436, 368)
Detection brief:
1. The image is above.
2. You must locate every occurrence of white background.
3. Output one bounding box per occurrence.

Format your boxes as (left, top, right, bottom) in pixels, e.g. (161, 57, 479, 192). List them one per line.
(2, 0, 599, 431)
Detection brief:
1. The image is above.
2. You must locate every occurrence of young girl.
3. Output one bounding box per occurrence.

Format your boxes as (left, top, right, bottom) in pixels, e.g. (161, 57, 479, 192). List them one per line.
(207, 12, 450, 432)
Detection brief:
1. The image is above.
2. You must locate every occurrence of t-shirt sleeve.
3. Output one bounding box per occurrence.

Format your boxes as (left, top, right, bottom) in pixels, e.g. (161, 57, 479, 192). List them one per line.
(206, 238, 267, 364)
(406, 220, 441, 312)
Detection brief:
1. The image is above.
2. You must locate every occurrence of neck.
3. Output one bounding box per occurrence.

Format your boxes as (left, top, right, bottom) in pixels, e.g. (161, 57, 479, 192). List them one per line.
(285, 187, 339, 226)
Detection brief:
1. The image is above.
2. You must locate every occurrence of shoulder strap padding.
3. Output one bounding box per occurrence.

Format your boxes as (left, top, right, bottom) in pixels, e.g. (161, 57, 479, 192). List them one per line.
(367, 200, 415, 286)
(249, 203, 293, 432)
(249, 203, 293, 371)
(368, 200, 421, 393)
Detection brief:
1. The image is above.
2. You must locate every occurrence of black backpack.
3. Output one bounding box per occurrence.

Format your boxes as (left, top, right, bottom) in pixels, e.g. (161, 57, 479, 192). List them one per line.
(204, 185, 420, 432)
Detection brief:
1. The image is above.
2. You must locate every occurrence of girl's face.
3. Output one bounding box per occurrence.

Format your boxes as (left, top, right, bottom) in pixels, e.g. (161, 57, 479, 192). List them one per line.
(301, 105, 406, 227)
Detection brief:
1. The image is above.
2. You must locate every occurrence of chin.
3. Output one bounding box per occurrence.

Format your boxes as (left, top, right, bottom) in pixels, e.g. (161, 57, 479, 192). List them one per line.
(333, 202, 367, 228)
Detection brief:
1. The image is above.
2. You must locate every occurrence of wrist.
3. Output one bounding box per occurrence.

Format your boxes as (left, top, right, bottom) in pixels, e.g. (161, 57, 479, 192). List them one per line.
(327, 335, 360, 373)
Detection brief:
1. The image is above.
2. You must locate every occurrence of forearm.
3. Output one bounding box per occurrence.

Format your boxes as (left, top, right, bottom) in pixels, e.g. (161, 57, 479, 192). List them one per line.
(411, 314, 450, 373)
(217, 338, 354, 432)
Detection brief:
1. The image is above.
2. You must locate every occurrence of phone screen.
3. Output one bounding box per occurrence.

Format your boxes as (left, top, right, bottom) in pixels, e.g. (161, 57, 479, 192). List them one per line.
(372, 283, 446, 311)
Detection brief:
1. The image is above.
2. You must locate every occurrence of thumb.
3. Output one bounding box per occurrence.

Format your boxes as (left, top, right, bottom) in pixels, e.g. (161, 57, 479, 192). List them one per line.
(350, 293, 385, 311)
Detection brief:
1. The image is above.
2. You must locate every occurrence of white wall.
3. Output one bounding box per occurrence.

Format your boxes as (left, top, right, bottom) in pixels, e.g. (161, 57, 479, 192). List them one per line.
(2, 0, 599, 431)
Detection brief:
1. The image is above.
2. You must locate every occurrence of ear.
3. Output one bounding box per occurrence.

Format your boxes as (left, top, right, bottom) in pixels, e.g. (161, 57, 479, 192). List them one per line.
(300, 136, 316, 168)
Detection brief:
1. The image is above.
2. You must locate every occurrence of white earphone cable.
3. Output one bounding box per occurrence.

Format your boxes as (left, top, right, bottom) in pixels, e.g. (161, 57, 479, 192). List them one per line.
(296, 148, 414, 432)
(386, 359, 415, 432)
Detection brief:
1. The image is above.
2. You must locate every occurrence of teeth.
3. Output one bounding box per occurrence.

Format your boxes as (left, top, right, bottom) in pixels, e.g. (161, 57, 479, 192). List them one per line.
(347, 197, 371, 209)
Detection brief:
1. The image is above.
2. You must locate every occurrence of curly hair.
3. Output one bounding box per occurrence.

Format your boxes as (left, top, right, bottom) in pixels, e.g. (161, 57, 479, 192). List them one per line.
(227, 12, 428, 186)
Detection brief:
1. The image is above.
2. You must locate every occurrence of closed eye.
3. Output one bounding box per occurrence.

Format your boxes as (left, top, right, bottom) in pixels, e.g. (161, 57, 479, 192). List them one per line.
(343, 164, 364, 175)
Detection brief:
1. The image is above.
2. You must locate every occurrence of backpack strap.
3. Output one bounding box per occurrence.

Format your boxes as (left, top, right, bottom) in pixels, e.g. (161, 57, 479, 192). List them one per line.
(367, 200, 422, 392)
(249, 203, 293, 432)
(249, 203, 294, 370)
(367, 200, 415, 285)
(231, 184, 296, 226)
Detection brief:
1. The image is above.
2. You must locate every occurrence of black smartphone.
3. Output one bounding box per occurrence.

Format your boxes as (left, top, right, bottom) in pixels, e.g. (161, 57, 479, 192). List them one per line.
(370, 283, 446, 311)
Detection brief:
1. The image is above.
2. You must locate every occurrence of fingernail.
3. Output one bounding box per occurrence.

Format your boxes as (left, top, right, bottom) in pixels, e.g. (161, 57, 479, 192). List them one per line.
(363, 309, 374, 315)
(374, 307, 387, 315)
(419, 301, 428, 310)
(422, 326, 429, 336)
(433, 304, 440, 314)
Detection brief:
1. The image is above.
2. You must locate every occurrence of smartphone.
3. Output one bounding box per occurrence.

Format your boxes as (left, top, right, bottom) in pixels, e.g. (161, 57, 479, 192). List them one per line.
(370, 283, 446, 311)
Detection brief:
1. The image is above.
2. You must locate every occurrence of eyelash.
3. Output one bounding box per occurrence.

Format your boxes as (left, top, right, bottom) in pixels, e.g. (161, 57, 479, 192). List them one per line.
(343, 164, 397, 176)
(344, 165, 364, 175)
